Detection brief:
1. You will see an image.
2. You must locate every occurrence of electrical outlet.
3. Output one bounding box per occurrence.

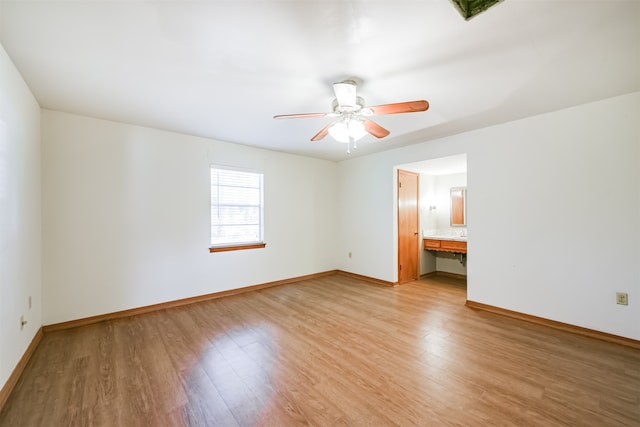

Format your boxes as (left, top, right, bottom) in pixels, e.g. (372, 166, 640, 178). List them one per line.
(616, 292, 628, 306)
(29, 296, 32, 310)
(348, 252, 352, 258)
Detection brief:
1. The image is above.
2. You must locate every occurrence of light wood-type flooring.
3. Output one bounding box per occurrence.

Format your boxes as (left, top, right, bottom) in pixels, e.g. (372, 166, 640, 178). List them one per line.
(1, 274, 639, 426)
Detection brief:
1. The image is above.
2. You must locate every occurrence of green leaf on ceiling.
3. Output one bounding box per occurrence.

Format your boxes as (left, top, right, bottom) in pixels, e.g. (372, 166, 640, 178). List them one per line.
(450, 0, 504, 20)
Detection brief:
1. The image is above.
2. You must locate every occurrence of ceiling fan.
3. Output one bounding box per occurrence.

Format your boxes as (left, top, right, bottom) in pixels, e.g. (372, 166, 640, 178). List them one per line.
(274, 80, 429, 152)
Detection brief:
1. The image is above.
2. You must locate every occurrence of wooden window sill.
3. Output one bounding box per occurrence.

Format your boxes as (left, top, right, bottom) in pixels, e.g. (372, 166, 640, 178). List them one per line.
(209, 243, 266, 253)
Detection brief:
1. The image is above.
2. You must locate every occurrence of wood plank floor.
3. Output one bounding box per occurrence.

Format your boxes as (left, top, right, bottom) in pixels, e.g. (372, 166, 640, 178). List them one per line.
(1, 274, 639, 426)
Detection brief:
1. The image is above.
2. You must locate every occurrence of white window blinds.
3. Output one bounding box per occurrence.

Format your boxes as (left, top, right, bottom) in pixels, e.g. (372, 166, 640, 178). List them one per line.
(210, 167, 264, 247)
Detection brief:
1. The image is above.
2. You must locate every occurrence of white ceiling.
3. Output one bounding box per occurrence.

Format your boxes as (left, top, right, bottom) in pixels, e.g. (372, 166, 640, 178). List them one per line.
(1, 1, 638, 162)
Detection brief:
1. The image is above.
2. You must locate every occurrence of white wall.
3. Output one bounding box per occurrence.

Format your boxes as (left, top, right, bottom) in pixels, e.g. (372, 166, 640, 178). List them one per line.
(419, 174, 437, 232)
(41, 111, 338, 325)
(338, 157, 398, 280)
(338, 92, 640, 340)
(0, 45, 42, 390)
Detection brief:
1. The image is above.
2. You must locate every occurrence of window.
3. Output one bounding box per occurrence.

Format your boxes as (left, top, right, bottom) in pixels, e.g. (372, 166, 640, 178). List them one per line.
(210, 167, 265, 252)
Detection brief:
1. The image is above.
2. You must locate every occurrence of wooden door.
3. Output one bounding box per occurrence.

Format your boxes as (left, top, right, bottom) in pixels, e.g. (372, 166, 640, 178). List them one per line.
(398, 170, 419, 284)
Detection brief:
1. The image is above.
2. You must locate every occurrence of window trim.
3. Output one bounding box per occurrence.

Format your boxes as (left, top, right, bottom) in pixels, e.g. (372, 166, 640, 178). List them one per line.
(209, 166, 265, 253)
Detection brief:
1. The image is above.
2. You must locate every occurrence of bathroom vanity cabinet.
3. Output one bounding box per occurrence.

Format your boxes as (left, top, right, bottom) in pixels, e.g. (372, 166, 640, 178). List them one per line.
(423, 238, 467, 254)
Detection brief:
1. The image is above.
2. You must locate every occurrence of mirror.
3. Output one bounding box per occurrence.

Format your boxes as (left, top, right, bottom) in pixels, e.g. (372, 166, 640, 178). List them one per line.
(450, 187, 466, 226)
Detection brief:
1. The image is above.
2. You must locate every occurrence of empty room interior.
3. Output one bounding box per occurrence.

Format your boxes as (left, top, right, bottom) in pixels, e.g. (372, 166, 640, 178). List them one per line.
(1, 0, 639, 425)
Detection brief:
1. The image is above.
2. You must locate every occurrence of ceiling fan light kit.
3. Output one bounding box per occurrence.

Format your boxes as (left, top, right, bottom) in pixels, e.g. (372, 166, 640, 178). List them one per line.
(274, 80, 429, 153)
(328, 118, 367, 144)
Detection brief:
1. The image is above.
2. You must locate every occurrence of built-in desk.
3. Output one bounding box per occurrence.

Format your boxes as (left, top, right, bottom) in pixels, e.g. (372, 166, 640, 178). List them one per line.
(423, 238, 467, 254)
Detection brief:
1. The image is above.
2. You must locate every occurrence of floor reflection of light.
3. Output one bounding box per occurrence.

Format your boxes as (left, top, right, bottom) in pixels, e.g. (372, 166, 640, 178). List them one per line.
(422, 332, 452, 360)
(418, 322, 456, 385)
(183, 324, 279, 425)
(418, 311, 453, 358)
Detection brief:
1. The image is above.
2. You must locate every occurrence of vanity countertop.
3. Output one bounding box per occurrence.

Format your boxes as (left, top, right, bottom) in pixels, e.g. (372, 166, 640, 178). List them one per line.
(424, 235, 467, 242)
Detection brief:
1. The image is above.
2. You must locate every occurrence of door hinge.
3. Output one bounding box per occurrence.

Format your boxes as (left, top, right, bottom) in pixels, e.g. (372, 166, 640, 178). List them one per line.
(399, 182, 402, 188)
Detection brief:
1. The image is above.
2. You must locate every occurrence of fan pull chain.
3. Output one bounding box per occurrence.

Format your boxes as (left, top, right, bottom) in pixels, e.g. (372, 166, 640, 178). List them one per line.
(347, 135, 359, 154)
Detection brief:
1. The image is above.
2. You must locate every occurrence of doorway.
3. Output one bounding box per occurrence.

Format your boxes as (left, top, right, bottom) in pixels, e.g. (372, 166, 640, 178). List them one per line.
(396, 154, 468, 286)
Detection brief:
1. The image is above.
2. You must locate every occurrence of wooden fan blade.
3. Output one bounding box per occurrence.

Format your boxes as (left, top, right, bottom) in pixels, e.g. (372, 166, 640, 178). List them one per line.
(363, 119, 390, 139)
(310, 122, 334, 141)
(273, 112, 328, 119)
(368, 100, 429, 115)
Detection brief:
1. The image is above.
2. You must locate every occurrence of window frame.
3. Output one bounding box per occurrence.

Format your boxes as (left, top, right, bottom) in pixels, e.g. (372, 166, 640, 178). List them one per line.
(209, 166, 266, 253)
